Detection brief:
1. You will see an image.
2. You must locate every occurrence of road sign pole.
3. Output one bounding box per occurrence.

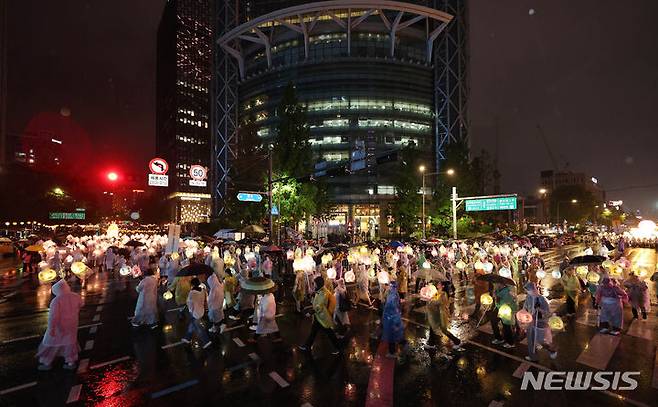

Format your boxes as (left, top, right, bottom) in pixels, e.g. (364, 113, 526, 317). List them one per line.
(268, 148, 273, 241)
(452, 186, 458, 240)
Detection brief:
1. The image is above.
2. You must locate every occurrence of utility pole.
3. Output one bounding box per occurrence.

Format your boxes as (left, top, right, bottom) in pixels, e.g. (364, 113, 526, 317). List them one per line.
(421, 172, 426, 240)
(452, 186, 458, 239)
(268, 147, 273, 241)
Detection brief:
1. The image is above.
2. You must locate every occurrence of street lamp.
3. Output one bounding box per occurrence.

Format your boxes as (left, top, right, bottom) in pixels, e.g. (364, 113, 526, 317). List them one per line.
(419, 166, 455, 239)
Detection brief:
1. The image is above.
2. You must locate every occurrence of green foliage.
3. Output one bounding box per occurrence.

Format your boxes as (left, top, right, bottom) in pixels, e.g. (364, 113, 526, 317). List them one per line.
(273, 82, 313, 178)
(550, 185, 598, 223)
(389, 144, 423, 236)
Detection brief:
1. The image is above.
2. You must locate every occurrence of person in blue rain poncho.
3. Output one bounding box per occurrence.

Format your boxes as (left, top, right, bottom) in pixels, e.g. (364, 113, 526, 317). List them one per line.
(382, 281, 406, 358)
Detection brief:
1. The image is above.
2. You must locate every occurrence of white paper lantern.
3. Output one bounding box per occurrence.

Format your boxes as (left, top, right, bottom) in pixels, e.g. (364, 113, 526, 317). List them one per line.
(536, 269, 546, 279)
(422, 261, 431, 269)
(552, 270, 561, 279)
(327, 267, 336, 279)
(344, 270, 356, 283)
(499, 267, 511, 278)
(377, 271, 390, 285)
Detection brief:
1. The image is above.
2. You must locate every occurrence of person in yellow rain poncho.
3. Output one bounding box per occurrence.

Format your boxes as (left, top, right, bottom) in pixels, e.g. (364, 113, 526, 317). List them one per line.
(561, 267, 582, 317)
(299, 276, 342, 354)
(169, 275, 192, 320)
(293, 270, 307, 313)
(424, 283, 463, 357)
(490, 283, 517, 348)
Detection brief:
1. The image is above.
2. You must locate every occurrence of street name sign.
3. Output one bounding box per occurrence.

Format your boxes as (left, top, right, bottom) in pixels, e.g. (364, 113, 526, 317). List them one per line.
(237, 193, 263, 203)
(49, 212, 86, 220)
(465, 196, 517, 212)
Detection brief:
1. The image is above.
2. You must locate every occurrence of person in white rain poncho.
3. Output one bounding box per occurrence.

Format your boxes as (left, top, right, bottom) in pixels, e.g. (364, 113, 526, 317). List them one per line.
(36, 279, 82, 370)
(205, 249, 225, 279)
(523, 281, 558, 362)
(249, 291, 280, 343)
(132, 268, 159, 328)
(137, 248, 150, 273)
(207, 273, 226, 333)
(182, 278, 212, 348)
(159, 253, 179, 283)
(104, 248, 116, 273)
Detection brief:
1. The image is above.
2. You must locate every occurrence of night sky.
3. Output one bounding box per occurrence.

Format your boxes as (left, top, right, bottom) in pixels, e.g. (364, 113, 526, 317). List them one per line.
(6, 1, 658, 213)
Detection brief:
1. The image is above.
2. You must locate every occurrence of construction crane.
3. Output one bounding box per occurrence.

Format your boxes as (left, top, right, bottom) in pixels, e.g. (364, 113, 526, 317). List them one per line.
(536, 124, 559, 172)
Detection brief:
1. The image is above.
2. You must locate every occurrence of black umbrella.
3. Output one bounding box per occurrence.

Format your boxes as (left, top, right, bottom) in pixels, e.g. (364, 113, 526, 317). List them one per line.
(125, 240, 145, 247)
(240, 276, 276, 294)
(176, 263, 214, 277)
(569, 255, 605, 266)
(117, 248, 131, 257)
(476, 273, 515, 286)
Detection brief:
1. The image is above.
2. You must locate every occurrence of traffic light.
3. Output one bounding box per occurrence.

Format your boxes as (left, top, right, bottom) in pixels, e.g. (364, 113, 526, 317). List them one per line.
(107, 172, 118, 182)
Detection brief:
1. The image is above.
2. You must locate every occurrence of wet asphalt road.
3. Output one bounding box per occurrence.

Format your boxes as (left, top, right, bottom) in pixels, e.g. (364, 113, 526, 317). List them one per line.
(0, 248, 657, 407)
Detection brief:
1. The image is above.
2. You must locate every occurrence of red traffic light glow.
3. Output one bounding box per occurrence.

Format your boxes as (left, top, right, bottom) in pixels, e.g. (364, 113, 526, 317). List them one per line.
(107, 172, 119, 182)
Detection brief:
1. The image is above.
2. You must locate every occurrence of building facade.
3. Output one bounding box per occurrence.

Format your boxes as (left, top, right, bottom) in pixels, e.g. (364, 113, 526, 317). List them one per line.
(213, 0, 468, 236)
(156, 0, 213, 223)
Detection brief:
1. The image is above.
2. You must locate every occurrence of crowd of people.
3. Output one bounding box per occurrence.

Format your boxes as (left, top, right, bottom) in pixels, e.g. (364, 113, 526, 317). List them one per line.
(23, 227, 658, 372)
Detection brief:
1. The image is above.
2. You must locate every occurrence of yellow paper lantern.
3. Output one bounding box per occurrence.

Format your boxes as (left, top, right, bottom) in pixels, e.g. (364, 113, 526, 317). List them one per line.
(576, 266, 588, 276)
(359, 246, 368, 255)
(420, 283, 438, 300)
(474, 260, 484, 270)
(602, 260, 613, 269)
(480, 293, 493, 306)
(456, 260, 466, 270)
(71, 261, 87, 277)
(610, 266, 622, 276)
(638, 269, 648, 278)
(38, 268, 57, 283)
(163, 291, 173, 300)
(549, 315, 564, 331)
(498, 303, 513, 323)
(586, 271, 600, 283)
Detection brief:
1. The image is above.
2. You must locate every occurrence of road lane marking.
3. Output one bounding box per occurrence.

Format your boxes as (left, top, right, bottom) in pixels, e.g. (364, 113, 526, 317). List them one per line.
(269, 371, 290, 388)
(166, 306, 185, 313)
(627, 317, 656, 341)
(66, 384, 82, 404)
(512, 362, 531, 379)
(90, 356, 131, 370)
(1, 323, 104, 344)
(576, 333, 620, 370)
(77, 358, 90, 374)
(0, 381, 37, 395)
(84, 340, 94, 351)
(465, 339, 650, 407)
(223, 324, 245, 333)
(248, 352, 260, 362)
(89, 326, 98, 334)
(161, 340, 184, 349)
(92, 314, 100, 322)
(233, 338, 245, 347)
(301, 403, 314, 407)
(150, 379, 199, 399)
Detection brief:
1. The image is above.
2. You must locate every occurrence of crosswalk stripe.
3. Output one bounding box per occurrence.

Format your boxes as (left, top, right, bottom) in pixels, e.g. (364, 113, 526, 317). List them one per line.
(627, 317, 656, 341)
(77, 358, 89, 374)
(0, 381, 37, 395)
(269, 371, 290, 388)
(90, 356, 131, 370)
(161, 340, 184, 349)
(576, 333, 620, 370)
(512, 362, 531, 379)
(84, 340, 94, 351)
(233, 338, 245, 347)
(66, 384, 82, 403)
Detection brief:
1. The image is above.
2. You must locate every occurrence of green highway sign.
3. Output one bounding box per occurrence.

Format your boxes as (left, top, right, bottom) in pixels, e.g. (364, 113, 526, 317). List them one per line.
(465, 196, 517, 212)
(49, 212, 86, 220)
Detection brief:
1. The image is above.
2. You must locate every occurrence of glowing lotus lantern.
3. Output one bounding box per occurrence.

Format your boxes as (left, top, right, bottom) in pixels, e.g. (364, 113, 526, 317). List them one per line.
(552, 270, 562, 279)
(371, 255, 380, 264)
(369, 268, 376, 279)
(480, 293, 494, 306)
(326, 267, 337, 279)
(474, 260, 484, 270)
(286, 250, 294, 260)
(185, 248, 195, 259)
(498, 304, 513, 323)
(536, 269, 546, 279)
(422, 261, 431, 269)
(602, 260, 613, 269)
(254, 245, 260, 253)
(584, 248, 594, 256)
(359, 246, 368, 255)
(163, 291, 173, 300)
(473, 242, 479, 249)
(245, 246, 251, 253)
(295, 248, 302, 259)
(610, 265, 622, 276)
(132, 265, 142, 278)
(404, 246, 413, 255)
(93, 249, 102, 257)
(396, 246, 404, 253)
(106, 223, 119, 239)
(586, 271, 600, 283)
(171, 252, 180, 261)
(531, 247, 540, 255)
(38, 268, 57, 284)
(576, 266, 588, 276)
(483, 262, 494, 273)
(71, 261, 87, 277)
(203, 246, 211, 254)
(373, 248, 381, 255)
(516, 309, 533, 328)
(344, 270, 356, 283)
(347, 254, 356, 263)
(236, 248, 242, 255)
(499, 267, 511, 279)
(419, 283, 438, 300)
(363, 256, 372, 266)
(548, 315, 564, 331)
(638, 269, 648, 278)
(306, 248, 315, 257)
(119, 266, 131, 276)
(431, 249, 438, 257)
(377, 271, 390, 285)
(456, 260, 466, 270)
(38, 261, 49, 270)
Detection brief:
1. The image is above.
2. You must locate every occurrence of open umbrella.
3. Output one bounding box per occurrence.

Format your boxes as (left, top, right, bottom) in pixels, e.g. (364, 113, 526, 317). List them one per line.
(0, 237, 12, 243)
(389, 240, 404, 248)
(476, 273, 515, 286)
(239, 276, 276, 294)
(241, 224, 266, 235)
(262, 245, 282, 253)
(569, 255, 605, 266)
(25, 244, 44, 252)
(176, 263, 214, 277)
(125, 240, 144, 247)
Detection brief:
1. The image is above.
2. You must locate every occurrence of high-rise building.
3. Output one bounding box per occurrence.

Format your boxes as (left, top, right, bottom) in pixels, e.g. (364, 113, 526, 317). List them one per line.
(156, 0, 213, 223)
(212, 0, 469, 236)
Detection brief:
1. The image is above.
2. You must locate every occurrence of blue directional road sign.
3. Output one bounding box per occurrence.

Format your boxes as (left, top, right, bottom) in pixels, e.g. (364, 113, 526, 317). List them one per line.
(237, 192, 263, 203)
(271, 204, 279, 216)
(465, 196, 517, 212)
